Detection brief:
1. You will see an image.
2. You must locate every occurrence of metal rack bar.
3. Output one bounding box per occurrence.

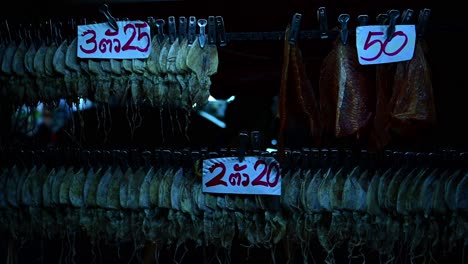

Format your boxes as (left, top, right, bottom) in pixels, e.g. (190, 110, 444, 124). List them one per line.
(226, 30, 339, 42)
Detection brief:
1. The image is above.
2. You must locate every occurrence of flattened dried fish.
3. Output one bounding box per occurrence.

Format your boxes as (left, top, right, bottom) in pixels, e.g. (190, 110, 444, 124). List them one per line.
(318, 168, 333, 211)
(127, 167, 146, 210)
(69, 168, 86, 207)
(149, 167, 161, 207)
(84, 167, 102, 207)
(59, 167, 76, 205)
(119, 167, 132, 209)
(139, 167, 155, 209)
(107, 166, 123, 209)
(306, 169, 323, 213)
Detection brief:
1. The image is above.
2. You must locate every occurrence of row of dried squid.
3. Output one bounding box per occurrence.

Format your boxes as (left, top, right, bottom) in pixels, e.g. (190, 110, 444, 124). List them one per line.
(0, 32, 218, 109)
(0, 164, 466, 261)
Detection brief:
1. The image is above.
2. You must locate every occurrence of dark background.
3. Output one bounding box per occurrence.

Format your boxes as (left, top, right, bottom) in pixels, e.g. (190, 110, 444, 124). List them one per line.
(0, 1, 467, 263)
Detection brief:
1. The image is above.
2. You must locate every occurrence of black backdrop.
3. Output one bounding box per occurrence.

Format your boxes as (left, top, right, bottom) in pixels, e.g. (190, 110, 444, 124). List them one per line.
(0, 1, 467, 263)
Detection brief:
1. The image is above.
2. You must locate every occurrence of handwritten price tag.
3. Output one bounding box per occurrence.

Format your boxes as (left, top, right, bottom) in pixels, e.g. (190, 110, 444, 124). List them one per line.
(77, 21, 151, 59)
(356, 25, 416, 65)
(203, 157, 281, 196)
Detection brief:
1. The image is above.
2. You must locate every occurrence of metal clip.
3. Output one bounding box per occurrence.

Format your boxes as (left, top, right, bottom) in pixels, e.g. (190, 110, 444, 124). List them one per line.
(251, 131, 262, 152)
(288, 13, 302, 45)
(198, 19, 207, 48)
(357, 15, 369, 26)
(155, 19, 166, 44)
(178, 16, 187, 39)
(208, 16, 216, 45)
(376, 13, 389, 25)
(417, 8, 431, 37)
(147, 16, 156, 36)
(168, 16, 177, 43)
(400, 9, 414, 24)
(386, 10, 400, 40)
(238, 132, 249, 162)
(317, 7, 328, 39)
(215, 16, 226, 46)
(99, 4, 119, 31)
(188, 16, 196, 45)
(338, 14, 350, 45)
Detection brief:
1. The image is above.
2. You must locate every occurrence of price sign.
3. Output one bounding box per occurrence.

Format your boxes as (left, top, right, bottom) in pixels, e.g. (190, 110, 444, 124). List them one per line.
(78, 21, 151, 59)
(203, 157, 281, 196)
(356, 25, 416, 65)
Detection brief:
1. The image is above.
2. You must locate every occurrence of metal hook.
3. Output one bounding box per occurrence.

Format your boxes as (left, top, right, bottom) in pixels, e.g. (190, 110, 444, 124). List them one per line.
(386, 10, 400, 41)
(288, 13, 302, 45)
(198, 19, 207, 48)
(338, 14, 350, 45)
(99, 4, 119, 31)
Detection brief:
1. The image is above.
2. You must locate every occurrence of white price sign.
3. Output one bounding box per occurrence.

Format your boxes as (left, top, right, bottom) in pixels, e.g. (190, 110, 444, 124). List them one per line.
(356, 25, 416, 65)
(203, 157, 281, 196)
(78, 21, 151, 59)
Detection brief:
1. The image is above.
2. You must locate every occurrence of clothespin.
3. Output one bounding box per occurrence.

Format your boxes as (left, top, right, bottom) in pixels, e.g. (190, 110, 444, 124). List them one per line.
(317, 7, 328, 39)
(99, 4, 119, 31)
(238, 132, 249, 162)
(319, 149, 329, 169)
(173, 151, 182, 168)
(357, 15, 369, 26)
(301, 148, 310, 170)
(198, 18, 207, 48)
(291, 151, 302, 169)
(400, 9, 414, 25)
(328, 148, 339, 169)
(188, 16, 196, 45)
(178, 16, 187, 39)
(250, 131, 262, 154)
(168, 16, 177, 43)
(416, 8, 431, 37)
(208, 16, 216, 45)
(147, 16, 156, 37)
(215, 16, 226, 46)
(338, 14, 350, 45)
(376, 13, 389, 25)
(311, 149, 320, 168)
(288, 13, 302, 45)
(155, 19, 166, 44)
(386, 10, 400, 40)
(162, 149, 172, 168)
(80, 150, 91, 170)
